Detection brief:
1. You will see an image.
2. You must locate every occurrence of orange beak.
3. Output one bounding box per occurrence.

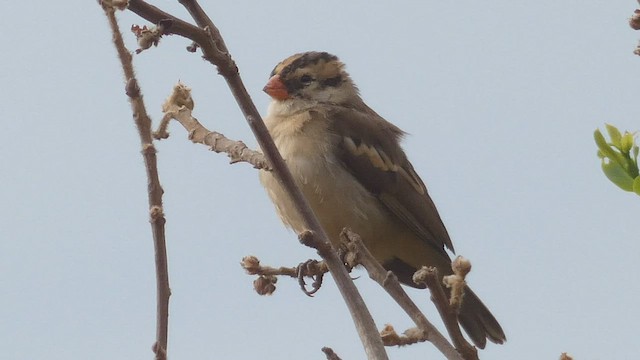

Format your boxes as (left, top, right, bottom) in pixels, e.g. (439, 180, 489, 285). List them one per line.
(263, 75, 290, 100)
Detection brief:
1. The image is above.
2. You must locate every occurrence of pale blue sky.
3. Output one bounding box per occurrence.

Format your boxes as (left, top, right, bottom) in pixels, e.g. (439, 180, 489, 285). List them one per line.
(2, 1, 639, 359)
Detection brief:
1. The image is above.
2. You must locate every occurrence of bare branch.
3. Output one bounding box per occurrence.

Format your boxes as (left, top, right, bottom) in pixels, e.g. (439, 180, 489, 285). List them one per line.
(126, 1, 388, 358)
(414, 267, 477, 360)
(157, 83, 270, 170)
(240, 255, 329, 296)
(340, 229, 464, 360)
(101, 3, 170, 359)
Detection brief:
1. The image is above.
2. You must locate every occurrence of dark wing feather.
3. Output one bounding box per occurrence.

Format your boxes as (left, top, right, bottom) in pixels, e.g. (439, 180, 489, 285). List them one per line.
(327, 104, 454, 253)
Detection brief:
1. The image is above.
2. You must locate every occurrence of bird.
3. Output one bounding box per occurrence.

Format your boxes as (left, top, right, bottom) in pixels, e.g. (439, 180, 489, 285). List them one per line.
(258, 51, 506, 348)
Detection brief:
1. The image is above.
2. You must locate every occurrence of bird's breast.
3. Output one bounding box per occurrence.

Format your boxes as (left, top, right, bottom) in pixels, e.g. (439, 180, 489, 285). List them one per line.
(260, 109, 387, 245)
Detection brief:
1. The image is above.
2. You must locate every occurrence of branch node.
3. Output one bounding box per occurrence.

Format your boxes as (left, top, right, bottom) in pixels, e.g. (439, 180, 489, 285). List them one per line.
(321, 347, 343, 360)
(151, 341, 167, 360)
(186, 42, 199, 53)
(188, 129, 197, 140)
(380, 324, 427, 347)
(149, 205, 164, 220)
(125, 78, 140, 98)
(141, 142, 156, 154)
(157, 19, 174, 33)
(298, 230, 332, 255)
(382, 271, 398, 287)
(298, 230, 317, 248)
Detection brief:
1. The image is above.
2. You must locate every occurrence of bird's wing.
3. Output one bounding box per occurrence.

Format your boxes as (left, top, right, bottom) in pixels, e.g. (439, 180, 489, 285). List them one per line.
(327, 105, 454, 254)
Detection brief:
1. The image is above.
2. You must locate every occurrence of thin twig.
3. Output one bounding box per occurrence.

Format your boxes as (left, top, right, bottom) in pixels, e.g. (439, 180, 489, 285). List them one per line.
(157, 83, 270, 170)
(127, 1, 388, 358)
(101, 3, 170, 359)
(414, 267, 478, 360)
(340, 229, 464, 360)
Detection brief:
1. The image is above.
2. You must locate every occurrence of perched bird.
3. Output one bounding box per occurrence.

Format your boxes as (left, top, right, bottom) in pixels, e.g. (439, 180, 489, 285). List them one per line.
(259, 51, 506, 348)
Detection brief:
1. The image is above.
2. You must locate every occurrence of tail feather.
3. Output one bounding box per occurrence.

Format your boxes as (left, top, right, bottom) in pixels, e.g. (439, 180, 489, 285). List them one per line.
(458, 286, 506, 349)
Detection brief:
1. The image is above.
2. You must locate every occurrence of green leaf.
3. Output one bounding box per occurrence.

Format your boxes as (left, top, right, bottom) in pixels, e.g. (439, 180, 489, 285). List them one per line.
(606, 123, 623, 149)
(602, 160, 635, 191)
(621, 132, 634, 153)
(633, 144, 639, 172)
(594, 129, 626, 165)
(594, 129, 612, 154)
(634, 177, 640, 196)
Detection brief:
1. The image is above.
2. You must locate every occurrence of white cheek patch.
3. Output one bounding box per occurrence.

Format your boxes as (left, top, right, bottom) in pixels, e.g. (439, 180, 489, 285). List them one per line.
(267, 98, 318, 118)
(309, 84, 350, 103)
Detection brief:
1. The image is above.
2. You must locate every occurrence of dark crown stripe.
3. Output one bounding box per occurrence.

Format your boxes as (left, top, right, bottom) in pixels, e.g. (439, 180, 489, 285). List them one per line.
(280, 52, 338, 78)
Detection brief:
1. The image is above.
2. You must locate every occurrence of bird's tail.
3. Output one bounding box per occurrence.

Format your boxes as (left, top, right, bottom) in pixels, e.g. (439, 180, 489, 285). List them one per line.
(458, 286, 506, 349)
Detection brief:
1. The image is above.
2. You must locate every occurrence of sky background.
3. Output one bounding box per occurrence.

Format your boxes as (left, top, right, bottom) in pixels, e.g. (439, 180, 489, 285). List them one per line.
(2, 1, 639, 359)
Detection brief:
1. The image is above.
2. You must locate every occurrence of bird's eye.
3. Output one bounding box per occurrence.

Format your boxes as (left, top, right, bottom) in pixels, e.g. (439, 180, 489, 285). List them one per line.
(300, 74, 313, 84)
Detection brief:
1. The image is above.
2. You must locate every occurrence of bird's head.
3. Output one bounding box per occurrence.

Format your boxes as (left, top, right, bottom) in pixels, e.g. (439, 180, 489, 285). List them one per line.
(263, 51, 359, 105)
